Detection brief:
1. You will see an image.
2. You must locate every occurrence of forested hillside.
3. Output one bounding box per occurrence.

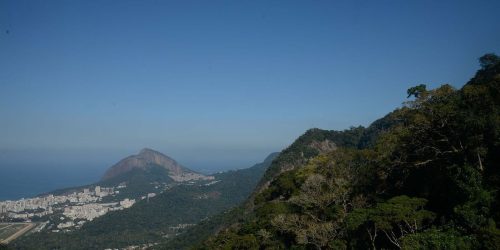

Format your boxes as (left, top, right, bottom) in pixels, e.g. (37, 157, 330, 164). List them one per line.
(196, 54, 500, 249)
(155, 128, 373, 249)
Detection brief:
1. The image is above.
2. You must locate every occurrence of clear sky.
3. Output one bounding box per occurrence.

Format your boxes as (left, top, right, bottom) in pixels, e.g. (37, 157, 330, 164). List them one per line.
(1, 0, 500, 176)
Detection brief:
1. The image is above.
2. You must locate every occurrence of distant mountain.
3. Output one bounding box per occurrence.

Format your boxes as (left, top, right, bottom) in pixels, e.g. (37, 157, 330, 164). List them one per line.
(44, 148, 213, 201)
(101, 148, 212, 182)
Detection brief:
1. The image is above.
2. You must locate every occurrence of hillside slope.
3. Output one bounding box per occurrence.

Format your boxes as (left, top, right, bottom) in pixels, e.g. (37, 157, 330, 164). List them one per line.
(197, 54, 500, 249)
(155, 124, 393, 249)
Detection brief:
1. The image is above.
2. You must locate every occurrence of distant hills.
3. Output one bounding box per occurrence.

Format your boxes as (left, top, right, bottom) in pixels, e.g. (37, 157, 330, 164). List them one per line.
(101, 148, 213, 182)
(13, 149, 278, 249)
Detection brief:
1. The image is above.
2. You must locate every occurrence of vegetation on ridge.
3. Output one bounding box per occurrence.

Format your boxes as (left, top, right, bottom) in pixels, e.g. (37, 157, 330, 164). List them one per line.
(196, 54, 500, 249)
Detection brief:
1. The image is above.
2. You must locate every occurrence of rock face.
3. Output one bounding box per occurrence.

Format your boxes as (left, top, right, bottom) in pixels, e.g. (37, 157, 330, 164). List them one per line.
(101, 148, 213, 182)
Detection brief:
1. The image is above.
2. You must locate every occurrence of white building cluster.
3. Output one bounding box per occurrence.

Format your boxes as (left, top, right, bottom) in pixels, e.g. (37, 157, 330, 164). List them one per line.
(63, 199, 135, 221)
(0, 185, 121, 222)
(0, 195, 60, 213)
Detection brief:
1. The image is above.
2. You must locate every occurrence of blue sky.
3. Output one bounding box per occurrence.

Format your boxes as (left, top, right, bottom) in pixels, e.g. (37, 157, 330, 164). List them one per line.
(1, 0, 500, 175)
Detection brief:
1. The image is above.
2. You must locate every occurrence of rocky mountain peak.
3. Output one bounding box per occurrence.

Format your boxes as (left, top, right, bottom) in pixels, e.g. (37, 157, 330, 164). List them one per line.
(138, 147, 159, 155)
(101, 148, 213, 182)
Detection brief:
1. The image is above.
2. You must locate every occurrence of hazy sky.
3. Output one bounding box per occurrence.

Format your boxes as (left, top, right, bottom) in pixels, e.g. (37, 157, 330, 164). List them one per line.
(1, 0, 500, 173)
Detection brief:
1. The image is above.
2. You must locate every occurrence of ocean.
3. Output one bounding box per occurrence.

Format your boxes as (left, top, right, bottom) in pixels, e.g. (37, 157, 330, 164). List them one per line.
(0, 165, 104, 201)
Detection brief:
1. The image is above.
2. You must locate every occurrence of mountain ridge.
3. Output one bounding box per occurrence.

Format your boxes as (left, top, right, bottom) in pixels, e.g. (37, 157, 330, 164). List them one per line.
(193, 54, 500, 249)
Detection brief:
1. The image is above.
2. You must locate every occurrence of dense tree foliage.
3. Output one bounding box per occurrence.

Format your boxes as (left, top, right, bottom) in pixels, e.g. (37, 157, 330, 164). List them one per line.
(197, 54, 500, 249)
